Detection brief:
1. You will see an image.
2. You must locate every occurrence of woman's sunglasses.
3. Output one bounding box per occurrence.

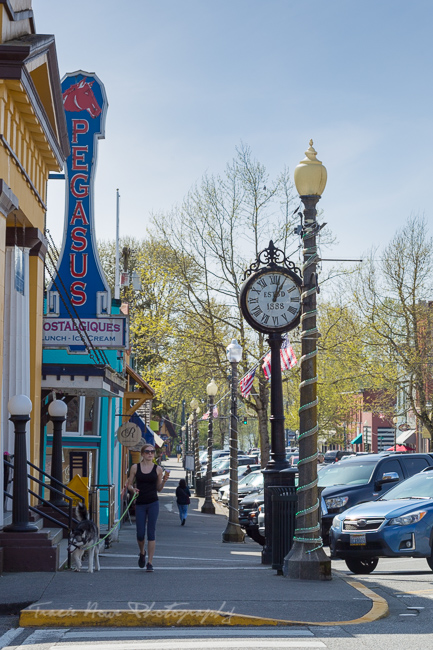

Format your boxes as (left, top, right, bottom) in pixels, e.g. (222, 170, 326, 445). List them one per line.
(144, 449, 155, 454)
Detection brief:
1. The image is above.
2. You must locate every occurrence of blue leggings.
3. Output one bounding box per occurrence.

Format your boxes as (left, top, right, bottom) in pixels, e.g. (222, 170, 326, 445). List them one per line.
(178, 504, 188, 521)
(135, 501, 160, 542)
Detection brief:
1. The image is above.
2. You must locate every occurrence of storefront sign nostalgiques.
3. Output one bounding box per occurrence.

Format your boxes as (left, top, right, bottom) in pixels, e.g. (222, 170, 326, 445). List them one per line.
(45, 71, 128, 351)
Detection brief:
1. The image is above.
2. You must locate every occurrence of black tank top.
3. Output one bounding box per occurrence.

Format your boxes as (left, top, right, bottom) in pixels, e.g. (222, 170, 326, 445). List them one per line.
(135, 463, 158, 504)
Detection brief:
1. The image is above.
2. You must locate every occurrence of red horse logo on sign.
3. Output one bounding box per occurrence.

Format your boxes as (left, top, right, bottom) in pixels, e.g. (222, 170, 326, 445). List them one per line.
(63, 78, 101, 118)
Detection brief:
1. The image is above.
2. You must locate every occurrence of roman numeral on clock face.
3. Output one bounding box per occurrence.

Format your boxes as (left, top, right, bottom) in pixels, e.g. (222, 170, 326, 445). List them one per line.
(261, 313, 269, 324)
(251, 306, 262, 317)
(257, 278, 267, 288)
(287, 286, 297, 293)
(272, 316, 279, 326)
(269, 275, 278, 284)
(248, 297, 259, 304)
(288, 306, 297, 315)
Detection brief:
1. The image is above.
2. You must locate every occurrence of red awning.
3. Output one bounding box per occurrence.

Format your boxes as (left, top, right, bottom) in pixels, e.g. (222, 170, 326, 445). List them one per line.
(386, 444, 415, 452)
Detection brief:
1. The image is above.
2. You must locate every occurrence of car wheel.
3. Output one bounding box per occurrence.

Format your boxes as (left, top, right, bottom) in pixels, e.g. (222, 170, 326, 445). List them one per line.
(245, 527, 265, 546)
(345, 557, 378, 574)
(426, 553, 433, 571)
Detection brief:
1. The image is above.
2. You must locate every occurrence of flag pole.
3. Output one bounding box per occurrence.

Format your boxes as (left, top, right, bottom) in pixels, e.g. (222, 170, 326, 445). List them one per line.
(114, 189, 120, 300)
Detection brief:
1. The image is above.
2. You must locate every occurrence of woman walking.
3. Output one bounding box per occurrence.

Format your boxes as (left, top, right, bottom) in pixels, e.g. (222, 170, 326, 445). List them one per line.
(127, 444, 170, 571)
(176, 478, 191, 526)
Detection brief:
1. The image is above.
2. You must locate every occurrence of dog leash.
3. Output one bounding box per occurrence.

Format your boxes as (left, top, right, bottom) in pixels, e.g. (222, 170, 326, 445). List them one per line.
(83, 492, 139, 551)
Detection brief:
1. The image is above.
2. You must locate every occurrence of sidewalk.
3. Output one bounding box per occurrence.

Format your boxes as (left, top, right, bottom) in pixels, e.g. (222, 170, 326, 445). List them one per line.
(0, 459, 388, 627)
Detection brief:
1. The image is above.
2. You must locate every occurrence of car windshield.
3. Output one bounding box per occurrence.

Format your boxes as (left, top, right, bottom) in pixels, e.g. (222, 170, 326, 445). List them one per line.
(381, 472, 433, 500)
(212, 457, 228, 468)
(248, 472, 264, 487)
(239, 471, 261, 486)
(216, 459, 230, 471)
(318, 461, 375, 487)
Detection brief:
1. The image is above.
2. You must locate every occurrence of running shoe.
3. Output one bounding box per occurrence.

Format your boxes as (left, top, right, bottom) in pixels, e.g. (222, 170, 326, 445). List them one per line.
(138, 552, 146, 568)
(146, 562, 154, 572)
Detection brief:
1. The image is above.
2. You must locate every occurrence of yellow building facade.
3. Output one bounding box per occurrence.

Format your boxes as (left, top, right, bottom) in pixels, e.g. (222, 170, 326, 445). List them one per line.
(0, 1, 69, 526)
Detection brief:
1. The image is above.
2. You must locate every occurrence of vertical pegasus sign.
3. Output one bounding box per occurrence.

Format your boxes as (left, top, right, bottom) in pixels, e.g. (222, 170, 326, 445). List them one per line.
(45, 71, 127, 351)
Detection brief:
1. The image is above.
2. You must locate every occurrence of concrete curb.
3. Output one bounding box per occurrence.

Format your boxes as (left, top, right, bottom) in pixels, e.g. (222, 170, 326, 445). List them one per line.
(19, 574, 388, 628)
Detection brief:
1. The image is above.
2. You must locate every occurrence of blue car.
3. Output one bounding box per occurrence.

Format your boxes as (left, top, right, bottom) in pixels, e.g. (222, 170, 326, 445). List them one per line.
(330, 467, 433, 574)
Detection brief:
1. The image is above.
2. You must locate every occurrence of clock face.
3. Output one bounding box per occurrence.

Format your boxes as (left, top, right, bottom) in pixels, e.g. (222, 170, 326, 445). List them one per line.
(240, 268, 302, 333)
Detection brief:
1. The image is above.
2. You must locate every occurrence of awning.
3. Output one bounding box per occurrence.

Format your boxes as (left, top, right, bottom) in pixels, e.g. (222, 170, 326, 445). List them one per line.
(396, 429, 416, 445)
(350, 433, 362, 445)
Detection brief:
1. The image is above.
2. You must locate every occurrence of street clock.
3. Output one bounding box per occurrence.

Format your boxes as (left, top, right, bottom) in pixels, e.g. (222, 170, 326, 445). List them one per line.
(239, 241, 302, 335)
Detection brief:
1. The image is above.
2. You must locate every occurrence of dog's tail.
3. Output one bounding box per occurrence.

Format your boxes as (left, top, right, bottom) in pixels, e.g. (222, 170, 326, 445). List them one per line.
(75, 502, 89, 521)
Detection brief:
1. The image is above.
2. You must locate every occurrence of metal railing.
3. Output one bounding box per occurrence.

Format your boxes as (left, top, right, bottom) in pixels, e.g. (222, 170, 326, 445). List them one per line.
(92, 484, 115, 547)
(3, 458, 86, 569)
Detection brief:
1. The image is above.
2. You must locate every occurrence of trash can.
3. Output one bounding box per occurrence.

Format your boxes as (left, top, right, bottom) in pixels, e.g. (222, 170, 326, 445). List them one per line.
(269, 486, 297, 574)
(195, 477, 206, 497)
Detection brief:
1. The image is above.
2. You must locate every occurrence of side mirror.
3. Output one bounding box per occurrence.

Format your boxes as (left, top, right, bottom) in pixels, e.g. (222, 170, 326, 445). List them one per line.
(375, 471, 399, 489)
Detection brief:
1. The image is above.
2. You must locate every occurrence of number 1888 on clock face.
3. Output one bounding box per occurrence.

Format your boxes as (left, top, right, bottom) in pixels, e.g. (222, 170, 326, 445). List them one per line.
(239, 267, 302, 335)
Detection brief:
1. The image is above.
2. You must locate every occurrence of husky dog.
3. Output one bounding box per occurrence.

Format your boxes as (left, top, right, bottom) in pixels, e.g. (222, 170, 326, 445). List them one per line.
(67, 503, 100, 573)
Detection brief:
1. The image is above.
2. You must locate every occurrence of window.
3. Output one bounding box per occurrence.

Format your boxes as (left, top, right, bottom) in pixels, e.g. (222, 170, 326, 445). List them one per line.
(376, 459, 403, 480)
(84, 397, 98, 435)
(64, 396, 100, 436)
(14, 246, 24, 295)
(402, 457, 429, 477)
(66, 396, 80, 433)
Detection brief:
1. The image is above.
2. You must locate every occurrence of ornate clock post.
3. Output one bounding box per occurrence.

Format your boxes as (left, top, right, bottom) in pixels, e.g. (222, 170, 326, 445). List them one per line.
(239, 242, 302, 564)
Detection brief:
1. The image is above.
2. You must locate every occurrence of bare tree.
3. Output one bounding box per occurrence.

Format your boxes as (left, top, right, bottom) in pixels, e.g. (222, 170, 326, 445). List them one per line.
(152, 144, 299, 465)
(351, 215, 433, 439)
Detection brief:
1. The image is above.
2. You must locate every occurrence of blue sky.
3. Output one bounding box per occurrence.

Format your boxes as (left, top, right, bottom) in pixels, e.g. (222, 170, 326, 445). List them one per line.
(36, 0, 433, 260)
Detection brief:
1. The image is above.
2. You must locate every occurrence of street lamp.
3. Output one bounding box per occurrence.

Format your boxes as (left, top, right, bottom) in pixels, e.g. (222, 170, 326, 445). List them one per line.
(48, 398, 68, 506)
(187, 413, 193, 486)
(222, 339, 245, 543)
(202, 379, 218, 514)
(3, 395, 38, 533)
(284, 141, 331, 580)
(190, 398, 201, 481)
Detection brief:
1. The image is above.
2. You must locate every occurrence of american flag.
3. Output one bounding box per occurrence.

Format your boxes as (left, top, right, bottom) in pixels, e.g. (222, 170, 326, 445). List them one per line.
(262, 336, 297, 380)
(240, 367, 256, 398)
(281, 336, 297, 371)
(201, 406, 219, 420)
(262, 352, 271, 380)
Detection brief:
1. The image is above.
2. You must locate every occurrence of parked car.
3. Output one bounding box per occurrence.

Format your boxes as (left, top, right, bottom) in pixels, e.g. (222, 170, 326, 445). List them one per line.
(212, 464, 261, 490)
(323, 450, 353, 464)
(239, 490, 265, 545)
(286, 451, 298, 463)
(320, 453, 433, 543)
(218, 468, 263, 502)
(201, 449, 245, 472)
(330, 467, 433, 574)
(258, 503, 265, 537)
(211, 456, 252, 477)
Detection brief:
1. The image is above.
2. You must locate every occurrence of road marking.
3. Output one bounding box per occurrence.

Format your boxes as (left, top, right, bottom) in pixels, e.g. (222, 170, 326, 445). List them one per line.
(22, 629, 66, 644)
(0, 627, 23, 650)
(99, 566, 268, 570)
(45, 642, 326, 649)
(396, 589, 433, 594)
(63, 629, 314, 639)
(99, 554, 257, 562)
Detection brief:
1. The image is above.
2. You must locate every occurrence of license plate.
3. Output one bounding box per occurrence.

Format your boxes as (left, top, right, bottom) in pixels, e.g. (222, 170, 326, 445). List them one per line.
(350, 534, 366, 546)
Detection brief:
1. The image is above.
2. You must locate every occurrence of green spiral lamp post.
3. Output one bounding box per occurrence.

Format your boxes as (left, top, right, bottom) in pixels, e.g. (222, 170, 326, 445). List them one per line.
(284, 141, 331, 580)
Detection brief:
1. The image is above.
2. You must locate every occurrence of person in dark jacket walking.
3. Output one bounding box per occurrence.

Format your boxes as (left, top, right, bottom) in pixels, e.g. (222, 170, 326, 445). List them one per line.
(176, 478, 191, 525)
